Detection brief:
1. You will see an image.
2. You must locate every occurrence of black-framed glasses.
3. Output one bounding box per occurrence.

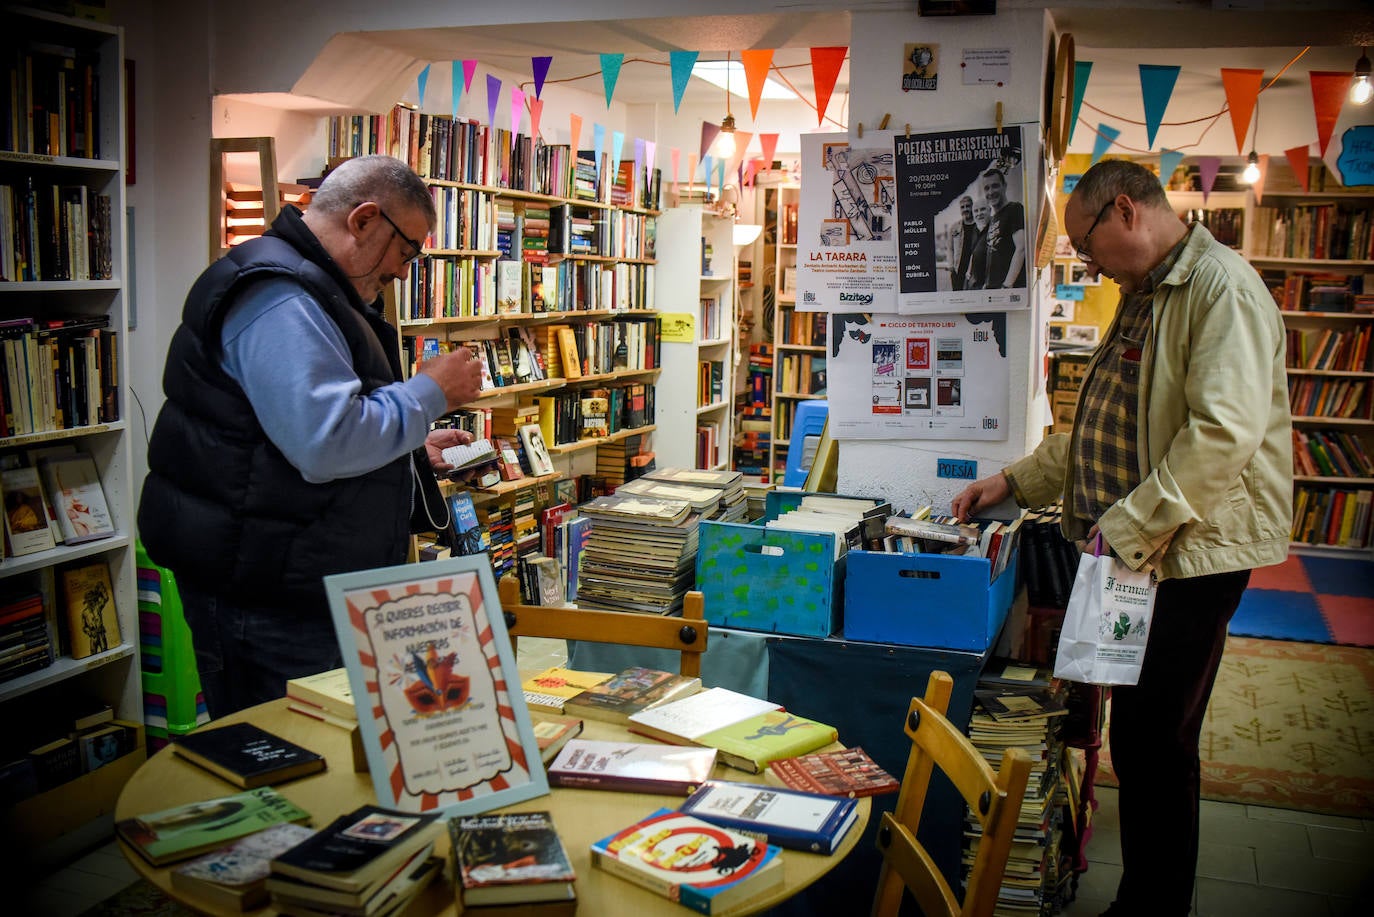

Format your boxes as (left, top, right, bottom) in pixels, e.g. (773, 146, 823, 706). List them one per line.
(1075, 200, 1114, 263)
(378, 208, 427, 265)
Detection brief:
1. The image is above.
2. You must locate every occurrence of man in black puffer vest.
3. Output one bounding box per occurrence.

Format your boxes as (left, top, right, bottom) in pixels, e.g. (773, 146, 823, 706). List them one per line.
(138, 156, 483, 717)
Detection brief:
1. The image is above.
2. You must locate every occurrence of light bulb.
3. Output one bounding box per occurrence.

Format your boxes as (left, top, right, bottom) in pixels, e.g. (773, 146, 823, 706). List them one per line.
(1353, 75, 1373, 105)
(1242, 152, 1261, 184)
(716, 114, 737, 159)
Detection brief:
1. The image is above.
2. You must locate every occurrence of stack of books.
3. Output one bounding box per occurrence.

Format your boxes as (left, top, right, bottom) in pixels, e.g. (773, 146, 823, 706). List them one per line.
(266, 805, 444, 916)
(640, 466, 748, 522)
(286, 669, 356, 731)
(574, 494, 700, 614)
(452, 811, 577, 916)
(0, 588, 54, 683)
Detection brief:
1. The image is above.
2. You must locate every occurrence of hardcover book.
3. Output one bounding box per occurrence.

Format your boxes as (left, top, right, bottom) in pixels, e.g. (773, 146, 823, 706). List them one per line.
(520, 666, 614, 715)
(171, 722, 326, 789)
(626, 687, 781, 746)
(266, 846, 440, 914)
(451, 811, 577, 907)
(285, 668, 357, 721)
(37, 453, 115, 545)
(117, 787, 312, 867)
(529, 712, 584, 764)
(170, 822, 317, 911)
(681, 780, 859, 855)
(59, 561, 121, 658)
(590, 808, 783, 914)
(269, 804, 443, 894)
(547, 738, 717, 795)
(563, 666, 702, 725)
(763, 746, 900, 798)
(693, 709, 839, 774)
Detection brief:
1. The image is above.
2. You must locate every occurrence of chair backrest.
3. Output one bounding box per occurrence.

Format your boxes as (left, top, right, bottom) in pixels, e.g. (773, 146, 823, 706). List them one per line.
(497, 576, 708, 678)
(871, 671, 1032, 917)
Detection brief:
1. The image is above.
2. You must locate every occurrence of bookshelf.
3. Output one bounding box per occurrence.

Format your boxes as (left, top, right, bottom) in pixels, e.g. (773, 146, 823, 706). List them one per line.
(656, 203, 736, 471)
(0, 7, 140, 850)
(1244, 184, 1374, 556)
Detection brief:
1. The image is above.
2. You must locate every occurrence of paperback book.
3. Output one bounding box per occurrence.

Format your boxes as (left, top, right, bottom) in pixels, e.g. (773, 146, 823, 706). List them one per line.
(547, 738, 718, 795)
(269, 804, 443, 894)
(562, 665, 702, 725)
(529, 712, 584, 764)
(171, 722, 326, 789)
(451, 811, 577, 907)
(60, 561, 121, 658)
(266, 847, 441, 916)
(285, 668, 357, 720)
(693, 709, 839, 774)
(625, 687, 781, 746)
(520, 666, 615, 715)
(170, 822, 317, 911)
(116, 787, 312, 867)
(763, 746, 900, 799)
(37, 453, 115, 545)
(681, 780, 860, 854)
(590, 807, 783, 915)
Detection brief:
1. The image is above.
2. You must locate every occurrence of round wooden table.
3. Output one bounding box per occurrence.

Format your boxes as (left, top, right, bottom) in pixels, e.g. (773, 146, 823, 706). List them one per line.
(115, 698, 870, 915)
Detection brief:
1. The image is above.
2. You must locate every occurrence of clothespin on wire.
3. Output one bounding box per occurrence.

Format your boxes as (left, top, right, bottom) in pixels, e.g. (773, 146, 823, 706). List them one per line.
(995, 101, 1003, 134)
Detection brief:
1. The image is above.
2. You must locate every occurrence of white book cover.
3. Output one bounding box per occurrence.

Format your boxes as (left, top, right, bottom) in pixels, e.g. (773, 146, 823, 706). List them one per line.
(627, 687, 781, 744)
(39, 454, 115, 545)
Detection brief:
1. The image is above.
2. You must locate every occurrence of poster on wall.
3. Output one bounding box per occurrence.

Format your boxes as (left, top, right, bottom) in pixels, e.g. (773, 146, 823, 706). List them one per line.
(794, 132, 900, 313)
(893, 124, 1032, 313)
(827, 311, 1009, 441)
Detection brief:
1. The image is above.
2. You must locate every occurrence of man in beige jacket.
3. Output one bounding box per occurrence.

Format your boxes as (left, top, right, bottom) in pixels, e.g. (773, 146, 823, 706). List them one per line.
(953, 159, 1291, 916)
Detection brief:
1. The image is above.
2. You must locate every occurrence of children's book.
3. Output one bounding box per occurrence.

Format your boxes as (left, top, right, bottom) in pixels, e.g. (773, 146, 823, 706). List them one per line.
(681, 780, 860, 854)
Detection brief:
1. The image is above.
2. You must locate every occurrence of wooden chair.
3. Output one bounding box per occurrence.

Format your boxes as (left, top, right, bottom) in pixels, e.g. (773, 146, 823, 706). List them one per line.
(497, 576, 708, 678)
(872, 671, 1033, 917)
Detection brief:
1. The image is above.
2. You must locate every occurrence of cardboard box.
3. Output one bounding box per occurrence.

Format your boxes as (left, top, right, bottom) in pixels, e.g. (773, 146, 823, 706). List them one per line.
(843, 549, 1019, 651)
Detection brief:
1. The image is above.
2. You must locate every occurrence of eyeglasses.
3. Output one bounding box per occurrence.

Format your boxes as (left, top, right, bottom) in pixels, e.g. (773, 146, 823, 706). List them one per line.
(1075, 200, 1114, 263)
(377, 208, 427, 266)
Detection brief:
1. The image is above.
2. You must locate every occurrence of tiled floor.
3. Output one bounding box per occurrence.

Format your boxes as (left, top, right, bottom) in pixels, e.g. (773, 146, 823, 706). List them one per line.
(22, 637, 1374, 916)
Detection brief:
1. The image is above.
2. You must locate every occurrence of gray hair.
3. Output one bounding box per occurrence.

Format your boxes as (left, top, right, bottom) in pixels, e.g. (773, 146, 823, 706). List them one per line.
(1073, 159, 1169, 213)
(310, 155, 436, 227)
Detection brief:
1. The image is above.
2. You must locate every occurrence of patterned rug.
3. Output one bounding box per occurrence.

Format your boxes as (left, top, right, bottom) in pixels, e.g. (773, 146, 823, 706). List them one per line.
(1095, 636, 1374, 817)
(1230, 554, 1374, 647)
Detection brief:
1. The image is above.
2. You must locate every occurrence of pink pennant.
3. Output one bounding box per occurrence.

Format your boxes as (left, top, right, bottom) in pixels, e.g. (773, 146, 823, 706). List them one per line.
(510, 88, 525, 136)
(529, 98, 544, 139)
(645, 140, 657, 173)
(759, 133, 780, 169)
(462, 60, 477, 92)
(688, 153, 698, 187)
(1196, 156, 1221, 206)
(745, 158, 761, 187)
(730, 131, 754, 173)
(671, 147, 681, 195)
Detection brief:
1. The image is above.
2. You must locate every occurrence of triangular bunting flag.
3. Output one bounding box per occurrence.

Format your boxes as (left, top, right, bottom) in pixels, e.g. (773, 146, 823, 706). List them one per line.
(529, 98, 544, 139)
(745, 158, 762, 187)
(1253, 154, 1270, 205)
(569, 113, 583, 152)
(1220, 68, 1264, 155)
(1070, 61, 1092, 145)
(594, 123, 606, 183)
(612, 130, 625, 179)
(601, 53, 624, 108)
(451, 61, 464, 118)
(740, 49, 774, 120)
(1309, 71, 1353, 159)
(462, 60, 477, 92)
(486, 74, 501, 127)
(811, 47, 847, 126)
(532, 56, 552, 99)
(671, 147, 681, 195)
(1197, 156, 1221, 206)
(1138, 64, 1180, 150)
(417, 64, 431, 109)
(669, 50, 699, 114)
(688, 153, 698, 189)
(1090, 123, 1120, 166)
(1158, 149, 1185, 188)
(700, 122, 721, 163)
(715, 158, 726, 199)
(759, 133, 779, 169)
(510, 88, 524, 136)
(1285, 144, 1311, 192)
(645, 140, 657, 173)
(702, 155, 713, 183)
(633, 137, 645, 179)
(730, 131, 754, 174)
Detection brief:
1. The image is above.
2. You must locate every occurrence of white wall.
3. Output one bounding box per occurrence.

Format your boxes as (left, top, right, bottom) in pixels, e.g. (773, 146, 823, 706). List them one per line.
(837, 7, 1051, 516)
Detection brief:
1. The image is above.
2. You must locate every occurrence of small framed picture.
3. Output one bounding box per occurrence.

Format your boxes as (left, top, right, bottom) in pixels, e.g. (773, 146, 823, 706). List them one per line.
(1065, 324, 1100, 346)
(324, 555, 549, 817)
(1068, 262, 1101, 286)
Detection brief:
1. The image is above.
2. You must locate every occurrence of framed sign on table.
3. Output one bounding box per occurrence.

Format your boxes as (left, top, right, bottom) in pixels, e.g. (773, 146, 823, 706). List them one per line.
(324, 555, 549, 817)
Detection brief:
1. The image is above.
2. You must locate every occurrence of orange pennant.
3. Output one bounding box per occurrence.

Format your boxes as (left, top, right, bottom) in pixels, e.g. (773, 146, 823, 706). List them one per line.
(1220, 68, 1264, 155)
(740, 49, 774, 120)
(1284, 145, 1311, 192)
(569, 113, 582, 152)
(729, 130, 754, 174)
(811, 47, 847, 127)
(1252, 154, 1270, 206)
(1309, 71, 1353, 159)
(759, 133, 780, 169)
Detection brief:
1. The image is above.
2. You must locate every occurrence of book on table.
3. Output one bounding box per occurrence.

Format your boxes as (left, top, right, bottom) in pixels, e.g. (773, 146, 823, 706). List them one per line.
(520, 666, 614, 715)
(269, 804, 443, 895)
(562, 665, 702, 725)
(451, 811, 577, 908)
(266, 847, 441, 916)
(171, 721, 327, 789)
(590, 807, 783, 914)
(285, 668, 357, 720)
(763, 746, 900, 799)
(681, 780, 860, 855)
(116, 787, 312, 867)
(170, 823, 317, 911)
(625, 687, 781, 746)
(529, 711, 584, 764)
(692, 708, 839, 774)
(546, 738, 718, 795)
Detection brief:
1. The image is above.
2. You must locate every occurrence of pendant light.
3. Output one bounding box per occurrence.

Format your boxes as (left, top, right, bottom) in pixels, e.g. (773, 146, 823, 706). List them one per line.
(1242, 98, 1261, 184)
(715, 52, 737, 159)
(1352, 48, 1372, 105)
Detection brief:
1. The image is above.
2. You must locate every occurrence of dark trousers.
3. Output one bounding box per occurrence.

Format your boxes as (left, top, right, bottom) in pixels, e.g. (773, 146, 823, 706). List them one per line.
(1107, 568, 1251, 915)
(179, 582, 345, 719)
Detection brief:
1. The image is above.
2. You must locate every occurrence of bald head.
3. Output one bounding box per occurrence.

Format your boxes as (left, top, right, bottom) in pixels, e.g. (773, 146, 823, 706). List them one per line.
(1065, 159, 1186, 293)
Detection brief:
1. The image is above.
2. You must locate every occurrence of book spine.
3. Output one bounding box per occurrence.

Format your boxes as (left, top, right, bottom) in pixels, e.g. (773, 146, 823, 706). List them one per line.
(591, 847, 674, 899)
(549, 772, 696, 796)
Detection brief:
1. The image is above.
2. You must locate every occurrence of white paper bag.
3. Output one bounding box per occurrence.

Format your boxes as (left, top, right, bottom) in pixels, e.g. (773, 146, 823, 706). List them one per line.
(1052, 543, 1157, 686)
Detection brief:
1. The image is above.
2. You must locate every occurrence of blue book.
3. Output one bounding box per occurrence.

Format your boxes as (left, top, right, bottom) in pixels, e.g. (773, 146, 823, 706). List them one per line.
(680, 780, 859, 855)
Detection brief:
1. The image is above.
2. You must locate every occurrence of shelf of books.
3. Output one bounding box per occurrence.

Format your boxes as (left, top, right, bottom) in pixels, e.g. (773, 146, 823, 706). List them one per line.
(330, 104, 668, 592)
(1245, 171, 1373, 556)
(766, 183, 824, 482)
(0, 7, 143, 853)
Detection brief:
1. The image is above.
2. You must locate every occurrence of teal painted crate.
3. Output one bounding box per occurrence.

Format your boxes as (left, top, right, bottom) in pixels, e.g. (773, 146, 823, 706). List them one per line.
(695, 520, 843, 638)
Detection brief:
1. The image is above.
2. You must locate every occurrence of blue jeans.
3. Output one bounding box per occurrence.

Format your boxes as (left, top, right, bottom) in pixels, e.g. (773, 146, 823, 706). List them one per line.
(178, 582, 344, 719)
